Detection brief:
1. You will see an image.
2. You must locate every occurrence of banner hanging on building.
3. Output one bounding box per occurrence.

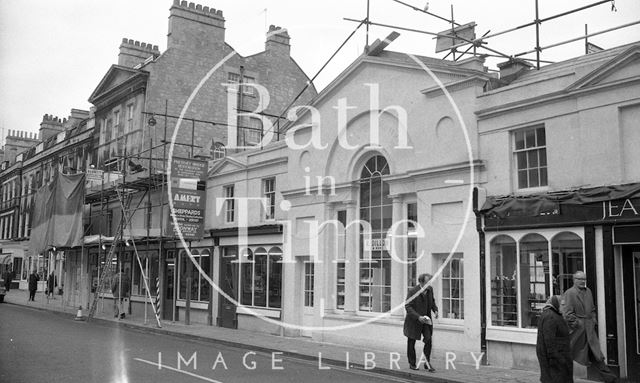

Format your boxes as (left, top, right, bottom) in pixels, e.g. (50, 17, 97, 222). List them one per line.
(165, 157, 207, 240)
(29, 172, 85, 255)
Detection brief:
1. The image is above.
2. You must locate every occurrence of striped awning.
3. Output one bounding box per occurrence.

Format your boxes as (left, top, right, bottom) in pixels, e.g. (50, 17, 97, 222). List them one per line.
(0, 253, 12, 264)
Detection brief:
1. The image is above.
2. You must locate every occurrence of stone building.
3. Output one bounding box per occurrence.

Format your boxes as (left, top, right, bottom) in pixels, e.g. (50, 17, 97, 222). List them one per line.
(82, 0, 316, 322)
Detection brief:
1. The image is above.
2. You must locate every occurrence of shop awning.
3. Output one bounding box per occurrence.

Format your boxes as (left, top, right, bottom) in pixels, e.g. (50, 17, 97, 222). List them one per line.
(480, 182, 640, 219)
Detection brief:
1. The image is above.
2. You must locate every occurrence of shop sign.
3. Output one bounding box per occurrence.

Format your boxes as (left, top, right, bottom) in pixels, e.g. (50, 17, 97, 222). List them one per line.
(165, 157, 207, 240)
(364, 237, 390, 251)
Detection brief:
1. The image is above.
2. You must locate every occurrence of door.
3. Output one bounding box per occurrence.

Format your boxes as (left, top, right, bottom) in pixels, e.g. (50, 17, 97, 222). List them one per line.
(163, 257, 177, 321)
(622, 246, 640, 380)
(218, 248, 237, 328)
(301, 260, 315, 337)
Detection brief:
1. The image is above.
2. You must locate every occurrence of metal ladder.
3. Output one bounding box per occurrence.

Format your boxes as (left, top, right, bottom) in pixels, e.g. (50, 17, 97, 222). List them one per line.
(86, 187, 133, 320)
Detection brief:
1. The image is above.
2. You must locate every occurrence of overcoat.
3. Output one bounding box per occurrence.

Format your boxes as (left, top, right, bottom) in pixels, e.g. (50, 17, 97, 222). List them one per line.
(28, 272, 39, 291)
(111, 272, 131, 299)
(403, 285, 438, 340)
(537, 303, 573, 383)
(562, 286, 604, 365)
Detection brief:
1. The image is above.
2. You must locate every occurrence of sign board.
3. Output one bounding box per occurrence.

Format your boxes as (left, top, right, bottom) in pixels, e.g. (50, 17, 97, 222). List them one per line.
(435, 22, 476, 53)
(364, 237, 390, 252)
(86, 168, 104, 182)
(165, 157, 207, 240)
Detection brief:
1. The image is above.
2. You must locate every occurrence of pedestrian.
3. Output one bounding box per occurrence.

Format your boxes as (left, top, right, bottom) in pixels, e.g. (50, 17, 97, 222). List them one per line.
(28, 270, 39, 301)
(403, 273, 439, 372)
(3, 268, 12, 291)
(111, 267, 130, 319)
(536, 295, 573, 383)
(47, 272, 57, 299)
(562, 271, 617, 383)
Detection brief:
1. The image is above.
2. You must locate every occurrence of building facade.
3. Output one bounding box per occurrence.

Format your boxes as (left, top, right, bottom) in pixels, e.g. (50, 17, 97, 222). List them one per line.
(82, 0, 316, 322)
(477, 43, 640, 380)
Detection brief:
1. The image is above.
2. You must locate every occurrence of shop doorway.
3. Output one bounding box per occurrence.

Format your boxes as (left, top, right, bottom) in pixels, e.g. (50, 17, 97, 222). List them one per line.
(622, 246, 640, 380)
(163, 257, 177, 321)
(218, 248, 237, 329)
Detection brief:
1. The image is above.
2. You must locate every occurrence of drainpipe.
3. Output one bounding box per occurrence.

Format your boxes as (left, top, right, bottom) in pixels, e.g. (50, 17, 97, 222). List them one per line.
(473, 187, 488, 365)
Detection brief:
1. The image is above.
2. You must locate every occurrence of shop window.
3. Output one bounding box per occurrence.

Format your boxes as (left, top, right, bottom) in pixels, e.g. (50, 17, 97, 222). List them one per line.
(551, 232, 584, 295)
(304, 261, 314, 307)
(178, 249, 211, 302)
(359, 155, 391, 313)
(514, 126, 547, 189)
(490, 235, 518, 327)
(336, 209, 346, 310)
(239, 247, 282, 309)
(131, 251, 159, 296)
(441, 254, 464, 320)
(407, 202, 418, 291)
(520, 233, 549, 329)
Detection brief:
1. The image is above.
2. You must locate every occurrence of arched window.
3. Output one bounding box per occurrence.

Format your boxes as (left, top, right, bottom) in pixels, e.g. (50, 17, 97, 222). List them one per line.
(268, 247, 283, 309)
(551, 232, 583, 295)
(520, 233, 549, 328)
(211, 142, 226, 160)
(490, 235, 517, 327)
(359, 155, 391, 312)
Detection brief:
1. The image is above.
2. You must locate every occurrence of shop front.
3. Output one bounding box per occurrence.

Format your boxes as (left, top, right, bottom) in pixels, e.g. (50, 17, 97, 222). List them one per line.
(480, 183, 640, 380)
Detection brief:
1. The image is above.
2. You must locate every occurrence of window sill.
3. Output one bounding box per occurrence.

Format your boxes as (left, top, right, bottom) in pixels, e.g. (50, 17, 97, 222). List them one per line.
(237, 305, 281, 319)
(176, 300, 209, 310)
(486, 326, 537, 345)
(514, 186, 549, 195)
(323, 312, 403, 325)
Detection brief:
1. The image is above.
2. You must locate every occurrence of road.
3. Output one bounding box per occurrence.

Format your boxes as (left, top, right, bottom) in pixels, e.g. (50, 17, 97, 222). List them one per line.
(0, 304, 412, 383)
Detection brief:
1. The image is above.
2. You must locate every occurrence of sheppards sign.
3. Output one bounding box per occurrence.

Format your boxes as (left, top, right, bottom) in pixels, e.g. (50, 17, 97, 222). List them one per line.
(165, 158, 207, 240)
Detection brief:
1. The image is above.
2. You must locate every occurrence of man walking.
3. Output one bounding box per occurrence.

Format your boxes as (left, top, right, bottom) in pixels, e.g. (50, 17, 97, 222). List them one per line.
(111, 267, 130, 319)
(404, 273, 439, 372)
(28, 269, 39, 301)
(562, 271, 617, 383)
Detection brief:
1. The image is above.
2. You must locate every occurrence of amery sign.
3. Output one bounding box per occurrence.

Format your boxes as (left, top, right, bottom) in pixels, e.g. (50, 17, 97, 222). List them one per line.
(166, 157, 207, 240)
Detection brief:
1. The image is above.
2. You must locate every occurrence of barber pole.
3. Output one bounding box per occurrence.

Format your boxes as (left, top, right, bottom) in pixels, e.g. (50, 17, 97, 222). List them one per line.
(155, 277, 161, 320)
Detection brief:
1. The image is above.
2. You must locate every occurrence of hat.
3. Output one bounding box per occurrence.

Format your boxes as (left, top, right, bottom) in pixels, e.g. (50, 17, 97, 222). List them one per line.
(544, 295, 560, 311)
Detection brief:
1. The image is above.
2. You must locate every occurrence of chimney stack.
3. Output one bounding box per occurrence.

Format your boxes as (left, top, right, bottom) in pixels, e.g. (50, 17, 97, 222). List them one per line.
(265, 25, 290, 56)
(168, 1, 225, 53)
(118, 38, 160, 68)
(497, 58, 534, 85)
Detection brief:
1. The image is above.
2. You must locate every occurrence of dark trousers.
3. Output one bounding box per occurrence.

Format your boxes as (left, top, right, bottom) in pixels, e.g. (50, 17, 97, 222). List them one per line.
(28, 289, 36, 301)
(407, 324, 433, 367)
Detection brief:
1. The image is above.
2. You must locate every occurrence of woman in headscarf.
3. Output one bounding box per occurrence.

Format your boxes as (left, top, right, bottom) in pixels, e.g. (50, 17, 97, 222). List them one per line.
(536, 295, 573, 383)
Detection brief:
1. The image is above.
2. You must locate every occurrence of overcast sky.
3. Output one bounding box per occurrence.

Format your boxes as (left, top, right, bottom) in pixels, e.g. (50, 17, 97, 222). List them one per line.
(1, 0, 639, 144)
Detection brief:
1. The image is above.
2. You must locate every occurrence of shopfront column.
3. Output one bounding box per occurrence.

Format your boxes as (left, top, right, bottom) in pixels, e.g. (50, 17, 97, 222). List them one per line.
(344, 201, 358, 315)
(390, 195, 405, 318)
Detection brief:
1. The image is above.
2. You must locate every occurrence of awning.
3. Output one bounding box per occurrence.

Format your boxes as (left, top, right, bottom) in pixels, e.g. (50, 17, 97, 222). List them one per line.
(481, 182, 640, 219)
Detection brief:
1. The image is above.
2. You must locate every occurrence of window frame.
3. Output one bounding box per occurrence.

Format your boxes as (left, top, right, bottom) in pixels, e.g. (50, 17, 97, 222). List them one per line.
(486, 228, 585, 331)
(262, 178, 276, 221)
(224, 185, 235, 223)
(438, 253, 464, 322)
(513, 125, 547, 191)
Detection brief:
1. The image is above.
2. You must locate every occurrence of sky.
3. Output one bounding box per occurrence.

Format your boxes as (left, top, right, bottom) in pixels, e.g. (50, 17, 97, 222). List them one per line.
(0, 0, 639, 145)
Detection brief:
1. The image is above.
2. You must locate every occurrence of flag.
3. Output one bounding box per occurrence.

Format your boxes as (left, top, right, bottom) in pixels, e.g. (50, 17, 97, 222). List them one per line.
(29, 172, 85, 255)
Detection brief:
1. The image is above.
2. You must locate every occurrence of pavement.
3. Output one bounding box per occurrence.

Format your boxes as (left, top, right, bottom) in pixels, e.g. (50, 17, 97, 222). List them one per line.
(1, 289, 593, 383)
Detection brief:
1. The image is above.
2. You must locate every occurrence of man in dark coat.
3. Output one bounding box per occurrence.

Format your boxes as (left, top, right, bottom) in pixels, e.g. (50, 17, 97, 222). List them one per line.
(404, 273, 439, 372)
(28, 270, 39, 301)
(537, 295, 573, 383)
(562, 271, 617, 383)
